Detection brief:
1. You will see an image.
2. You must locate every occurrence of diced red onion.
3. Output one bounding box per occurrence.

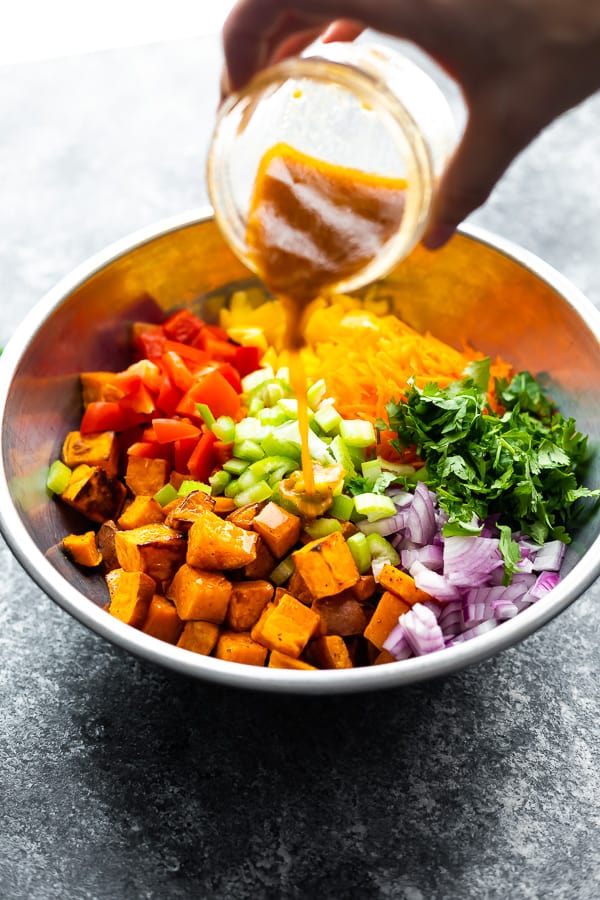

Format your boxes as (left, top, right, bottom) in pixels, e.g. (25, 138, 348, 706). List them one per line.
(401, 544, 444, 572)
(531, 540, 566, 572)
(422, 599, 442, 620)
(399, 603, 445, 655)
(386, 489, 414, 508)
(357, 513, 406, 536)
(382, 622, 413, 660)
(446, 619, 498, 645)
(404, 481, 437, 545)
(371, 557, 388, 582)
(526, 570, 560, 601)
(443, 536, 504, 587)
(410, 560, 460, 602)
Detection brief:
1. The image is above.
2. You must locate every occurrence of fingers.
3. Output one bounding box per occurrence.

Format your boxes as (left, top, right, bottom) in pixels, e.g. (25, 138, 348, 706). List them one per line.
(222, 1, 346, 91)
(321, 20, 365, 43)
(423, 96, 540, 249)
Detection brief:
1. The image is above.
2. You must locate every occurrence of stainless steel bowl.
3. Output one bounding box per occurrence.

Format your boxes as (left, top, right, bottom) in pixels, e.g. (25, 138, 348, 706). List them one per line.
(1, 208, 599, 694)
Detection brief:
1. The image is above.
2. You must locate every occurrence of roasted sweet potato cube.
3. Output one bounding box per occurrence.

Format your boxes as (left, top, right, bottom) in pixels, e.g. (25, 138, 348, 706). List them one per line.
(176, 620, 219, 655)
(213, 496, 237, 516)
(96, 519, 119, 572)
(186, 511, 258, 570)
(62, 530, 102, 567)
(215, 631, 268, 667)
(363, 590, 411, 651)
(268, 649, 317, 670)
(80, 371, 120, 406)
(373, 648, 396, 665)
(125, 455, 170, 496)
(306, 635, 353, 669)
(227, 501, 264, 530)
(286, 569, 315, 605)
(164, 489, 215, 531)
(227, 579, 274, 631)
(313, 593, 371, 637)
(106, 567, 155, 628)
(377, 564, 433, 606)
(115, 523, 186, 585)
(142, 596, 183, 644)
(351, 575, 377, 603)
(292, 531, 359, 599)
(252, 502, 301, 558)
(118, 495, 164, 530)
(62, 430, 119, 478)
(250, 592, 319, 658)
(243, 536, 276, 579)
(167, 563, 232, 622)
(61, 464, 126, 523)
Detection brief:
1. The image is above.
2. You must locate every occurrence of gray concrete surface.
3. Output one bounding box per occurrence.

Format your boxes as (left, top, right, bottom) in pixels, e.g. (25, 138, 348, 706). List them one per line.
(0, 34, 599, 900)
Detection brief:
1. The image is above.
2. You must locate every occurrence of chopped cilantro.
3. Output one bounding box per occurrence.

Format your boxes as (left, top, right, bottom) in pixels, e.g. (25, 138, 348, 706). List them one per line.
(385, 364, 599, 545)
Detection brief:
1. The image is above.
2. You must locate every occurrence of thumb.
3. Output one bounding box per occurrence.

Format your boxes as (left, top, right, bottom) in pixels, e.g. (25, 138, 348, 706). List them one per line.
(423, 100, 536, 249)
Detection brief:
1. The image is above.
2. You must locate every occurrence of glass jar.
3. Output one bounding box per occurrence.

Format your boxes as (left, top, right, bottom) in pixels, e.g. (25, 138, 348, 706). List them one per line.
(207, 41, 456, 294)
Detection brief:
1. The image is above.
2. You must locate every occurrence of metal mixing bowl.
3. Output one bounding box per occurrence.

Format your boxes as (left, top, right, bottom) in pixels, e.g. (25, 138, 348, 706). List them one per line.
(1, 209, 599, 694)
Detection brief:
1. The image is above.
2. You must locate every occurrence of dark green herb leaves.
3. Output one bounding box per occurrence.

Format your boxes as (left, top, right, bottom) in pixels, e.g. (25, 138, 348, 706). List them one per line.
(384, 365, 598, 544)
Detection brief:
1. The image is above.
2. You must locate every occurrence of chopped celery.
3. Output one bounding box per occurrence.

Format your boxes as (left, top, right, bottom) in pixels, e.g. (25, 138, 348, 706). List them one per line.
(224, 478, 243, 498)
(233, 439, 265, 461)
(314, 403, 342, 435)
(195, 403, 215, 429)
(247, 395, 265, 416)
(258, 407, 289, 428)
(329, 435, 356, 477)
(347, 532, 372, 574)
(178, 479, 211, 496)
(234, 480, 273, 507)
(366, 532, 400, 566)
(209, 469, 231, 495)
(353, 492, 397, 522)
(339, 419, 376, 448)
(329, 493, 354, 521)
(275, 366, 290, 383)
(304, 518, 343, 540)
(265, 381, 287, 406)
(306, 378, 327, 410)
(222, 457, 250, 476)
(276, 398, 299, 419)
(234, 416, 268, 443)
(270, 554, 295, 585)
(361, 459, 382, 481)
(248, 455, 297, 481)
(46, 459, 72, 494)
(274, 420, 331, 463)
(211, 415, 236, 443)
(154, 482, 179, 506)
(241, 366, 273, 394)
(261, 431, 301, 461)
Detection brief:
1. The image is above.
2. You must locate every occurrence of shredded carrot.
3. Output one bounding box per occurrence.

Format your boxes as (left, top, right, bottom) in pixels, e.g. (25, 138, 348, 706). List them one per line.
(299, 304, 511, 424)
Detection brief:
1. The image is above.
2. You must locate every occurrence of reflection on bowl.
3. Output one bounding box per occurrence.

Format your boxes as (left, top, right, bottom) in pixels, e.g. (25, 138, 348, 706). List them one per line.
(1, 209, 599, 694)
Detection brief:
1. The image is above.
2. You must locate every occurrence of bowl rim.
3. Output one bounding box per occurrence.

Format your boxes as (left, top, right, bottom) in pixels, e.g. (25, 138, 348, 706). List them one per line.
(2, 206, 600, 694)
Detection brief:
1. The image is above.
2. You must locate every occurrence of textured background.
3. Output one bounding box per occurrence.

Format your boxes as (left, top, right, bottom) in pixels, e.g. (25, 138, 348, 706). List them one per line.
(0, 32, 599, 900)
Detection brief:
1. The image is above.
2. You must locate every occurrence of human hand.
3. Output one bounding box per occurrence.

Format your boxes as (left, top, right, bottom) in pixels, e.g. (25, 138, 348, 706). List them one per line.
(222, 0, 600, 248)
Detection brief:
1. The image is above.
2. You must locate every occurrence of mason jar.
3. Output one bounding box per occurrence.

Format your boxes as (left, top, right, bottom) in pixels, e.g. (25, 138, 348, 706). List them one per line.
(207, 41, 456, 295)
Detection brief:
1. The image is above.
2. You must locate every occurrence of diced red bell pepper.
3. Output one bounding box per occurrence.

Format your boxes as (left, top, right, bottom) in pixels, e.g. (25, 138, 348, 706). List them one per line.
(186, 431, 217, 482)
(213, 362, 242, 394)
(133, 326, 167, 361)
(213, 440, 234, 466)
(173, 436, 198, 472)
(119, 382, 156, 416)
(176, 369, 241, 421)
(126, 441, 172, 461)
(231, 345, 262, 378)
(80, 401, 147, 434)
(155, 374, 183, 417)
(152, 418, 201, 444)
(162, 309, 204, 344)
(161, 351, 194, 393)
(163, 340, 210, 367)
(125, 359, 162, 393)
